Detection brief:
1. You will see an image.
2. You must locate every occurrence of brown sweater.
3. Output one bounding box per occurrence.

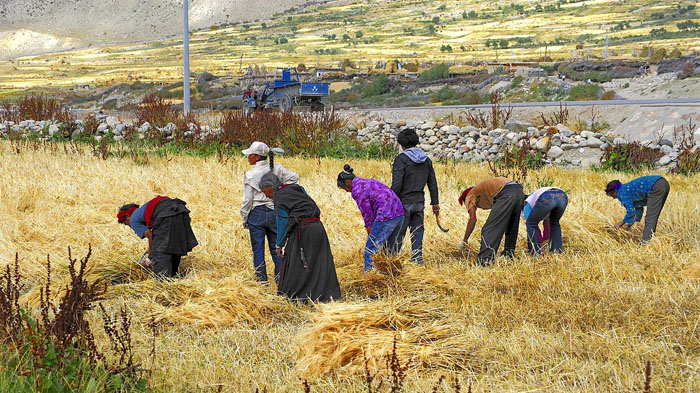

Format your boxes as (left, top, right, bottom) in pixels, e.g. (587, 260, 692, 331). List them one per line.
(464, 177, 510, 210)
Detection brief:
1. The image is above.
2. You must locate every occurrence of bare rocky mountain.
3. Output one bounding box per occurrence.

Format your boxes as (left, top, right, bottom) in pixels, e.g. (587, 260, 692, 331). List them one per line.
(0, 0, 308, 59)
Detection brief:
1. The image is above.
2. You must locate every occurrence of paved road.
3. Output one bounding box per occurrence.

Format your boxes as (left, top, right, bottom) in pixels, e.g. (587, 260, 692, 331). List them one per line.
(342, 98, 700, 111)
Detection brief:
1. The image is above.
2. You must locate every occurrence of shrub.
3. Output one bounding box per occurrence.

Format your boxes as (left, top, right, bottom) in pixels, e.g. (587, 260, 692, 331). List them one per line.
(679, 62, 695, 79)
(218, 110, 346, 156)
(136, 94, 181, 127)
(0, 248, 149, 392)
(418, 63, 449, 82)
(363, 73, 390, 97)
(649, 48, 667, 64)
(672, 120, 700, 176)
(583, 71, 612, 83)
(488, 140, 539, 186)
(0, 95, 74, 124)
(601, 90, 616, 100)
(600, 142, 664, 172)
(511, 75, 523, 88)
(463, 92, 513, 129)
(568, 84, 603, 100)
(432, 86, 461, 104)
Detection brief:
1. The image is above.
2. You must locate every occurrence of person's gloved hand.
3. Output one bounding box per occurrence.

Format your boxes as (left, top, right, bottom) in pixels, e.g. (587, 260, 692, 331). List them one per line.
(140, 255, 153, 268)
(458, 241, 468, 253)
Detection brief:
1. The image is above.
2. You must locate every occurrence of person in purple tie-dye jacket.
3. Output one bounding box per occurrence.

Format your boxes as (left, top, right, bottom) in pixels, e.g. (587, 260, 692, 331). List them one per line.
(337, 164, 405, 271)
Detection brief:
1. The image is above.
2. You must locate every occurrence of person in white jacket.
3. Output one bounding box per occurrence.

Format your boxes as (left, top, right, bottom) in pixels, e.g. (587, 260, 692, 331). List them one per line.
(240, 141, 299, 282)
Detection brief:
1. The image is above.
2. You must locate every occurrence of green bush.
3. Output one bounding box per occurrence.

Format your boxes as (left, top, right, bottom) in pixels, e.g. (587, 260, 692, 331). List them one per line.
(511, 75, 523, 88)
(600, 142, 663, 172)
(568, 84, 603, 100)
(418, 63, 450, 82)
(363, 73, 390, 97)
(583, 71, 612, 83)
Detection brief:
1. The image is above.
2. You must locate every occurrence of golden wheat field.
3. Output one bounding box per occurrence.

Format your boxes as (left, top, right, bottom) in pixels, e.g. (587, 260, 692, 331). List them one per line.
(1, 141, 700, 392)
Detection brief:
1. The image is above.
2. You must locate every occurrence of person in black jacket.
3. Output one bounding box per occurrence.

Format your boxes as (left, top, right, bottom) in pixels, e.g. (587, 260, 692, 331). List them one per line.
(390, 128, 440, 264)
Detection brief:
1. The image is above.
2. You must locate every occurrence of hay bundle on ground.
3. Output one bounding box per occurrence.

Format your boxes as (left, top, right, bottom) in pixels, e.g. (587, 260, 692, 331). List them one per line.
(295, 295, 474, 377)
(119, 276, 283, 327)
(339, 263, 460, 299)
(20, 255, 151, 309)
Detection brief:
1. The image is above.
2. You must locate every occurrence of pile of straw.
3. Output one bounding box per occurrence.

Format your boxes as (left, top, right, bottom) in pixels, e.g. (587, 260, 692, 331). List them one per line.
(111, 276, 284, 327)
(295, 295, 473, 377)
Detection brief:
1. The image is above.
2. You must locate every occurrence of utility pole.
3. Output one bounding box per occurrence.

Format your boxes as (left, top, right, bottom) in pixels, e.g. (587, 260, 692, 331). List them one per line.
(183, 0, 191, 114)
(605, 28, 609, 59)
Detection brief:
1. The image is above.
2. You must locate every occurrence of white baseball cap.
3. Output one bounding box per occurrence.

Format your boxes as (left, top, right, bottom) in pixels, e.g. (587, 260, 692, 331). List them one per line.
(242, 141, 270, 156)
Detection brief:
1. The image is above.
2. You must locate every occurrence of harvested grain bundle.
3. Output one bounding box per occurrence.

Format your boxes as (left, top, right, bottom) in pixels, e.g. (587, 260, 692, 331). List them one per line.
(372, 251, 403, 276)
(88, 256, 152, 284)
(339, 264, 460, 300)
(295, 295, 473, 377)
(108, 279, 207, 307)
(144, 276, 283, 327)
(20, 254, 150, 309)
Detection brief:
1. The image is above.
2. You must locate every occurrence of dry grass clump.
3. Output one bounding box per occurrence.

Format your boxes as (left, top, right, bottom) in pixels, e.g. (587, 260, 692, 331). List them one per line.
(296, 295, 474, 377)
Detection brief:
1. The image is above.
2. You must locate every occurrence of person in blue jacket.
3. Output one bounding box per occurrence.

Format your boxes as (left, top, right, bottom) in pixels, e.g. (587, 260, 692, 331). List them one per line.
(605, 175, 670, 243)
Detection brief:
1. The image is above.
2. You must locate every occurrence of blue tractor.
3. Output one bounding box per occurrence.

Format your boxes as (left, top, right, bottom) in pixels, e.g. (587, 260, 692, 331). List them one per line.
(242, 67, 330, 113)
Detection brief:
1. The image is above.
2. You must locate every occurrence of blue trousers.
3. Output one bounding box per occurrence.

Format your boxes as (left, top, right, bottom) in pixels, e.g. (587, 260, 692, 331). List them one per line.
(364, 215, 405, 271)
(526, 189, 568, 255)
(248, 206, 282, 282)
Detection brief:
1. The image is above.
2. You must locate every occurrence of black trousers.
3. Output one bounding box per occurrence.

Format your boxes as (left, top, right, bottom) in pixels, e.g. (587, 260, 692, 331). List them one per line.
(151, 250, 181, 279)
(477, 184, 524, 266)
(642, 177, 670, 242)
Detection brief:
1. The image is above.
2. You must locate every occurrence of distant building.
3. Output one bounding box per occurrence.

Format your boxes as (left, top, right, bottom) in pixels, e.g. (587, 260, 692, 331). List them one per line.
(74, 84, 91, 91)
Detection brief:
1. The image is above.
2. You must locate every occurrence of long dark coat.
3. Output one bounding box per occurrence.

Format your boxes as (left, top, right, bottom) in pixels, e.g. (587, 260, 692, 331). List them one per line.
(274, 184, 341, 302)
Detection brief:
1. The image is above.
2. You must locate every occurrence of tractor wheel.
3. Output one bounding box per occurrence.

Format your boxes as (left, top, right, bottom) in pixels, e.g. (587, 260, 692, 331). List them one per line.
(310, 101, 324, 112)
(279, 95, 293, 112)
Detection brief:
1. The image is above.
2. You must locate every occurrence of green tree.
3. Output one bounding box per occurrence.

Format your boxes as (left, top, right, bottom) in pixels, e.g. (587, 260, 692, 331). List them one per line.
(677, 20, 700, 31)
(432, 16, 440, 24)
(355, 30, 363, 38)
(438, 5, 447, 11)
(499, 39, 509, 49)
(363, 73, 390, 97)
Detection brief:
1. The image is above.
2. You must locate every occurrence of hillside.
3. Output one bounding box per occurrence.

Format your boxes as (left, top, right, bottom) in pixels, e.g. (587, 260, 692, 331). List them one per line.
(0, 0, 310, 59)
(0, 0, 698, 93)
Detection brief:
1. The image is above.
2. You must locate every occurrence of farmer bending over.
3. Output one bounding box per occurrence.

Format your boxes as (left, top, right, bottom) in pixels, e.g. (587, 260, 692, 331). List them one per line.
(459, 177, 524, 266)
(522, 187, 568, 256)
(337, 164, 405, 271)
(117, 196, 198, 279)
(390, 128, 440, 264)
(259, 172, 341, 302)
(605, 175, 670, 244)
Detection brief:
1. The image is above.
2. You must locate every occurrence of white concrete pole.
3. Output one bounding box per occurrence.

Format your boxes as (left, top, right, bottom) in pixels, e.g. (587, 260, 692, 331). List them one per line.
(183, 0, 191, 114)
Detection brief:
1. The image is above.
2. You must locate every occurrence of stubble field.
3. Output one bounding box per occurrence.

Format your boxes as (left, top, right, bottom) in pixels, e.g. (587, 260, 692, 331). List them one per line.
(1, 141, 700, 392)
